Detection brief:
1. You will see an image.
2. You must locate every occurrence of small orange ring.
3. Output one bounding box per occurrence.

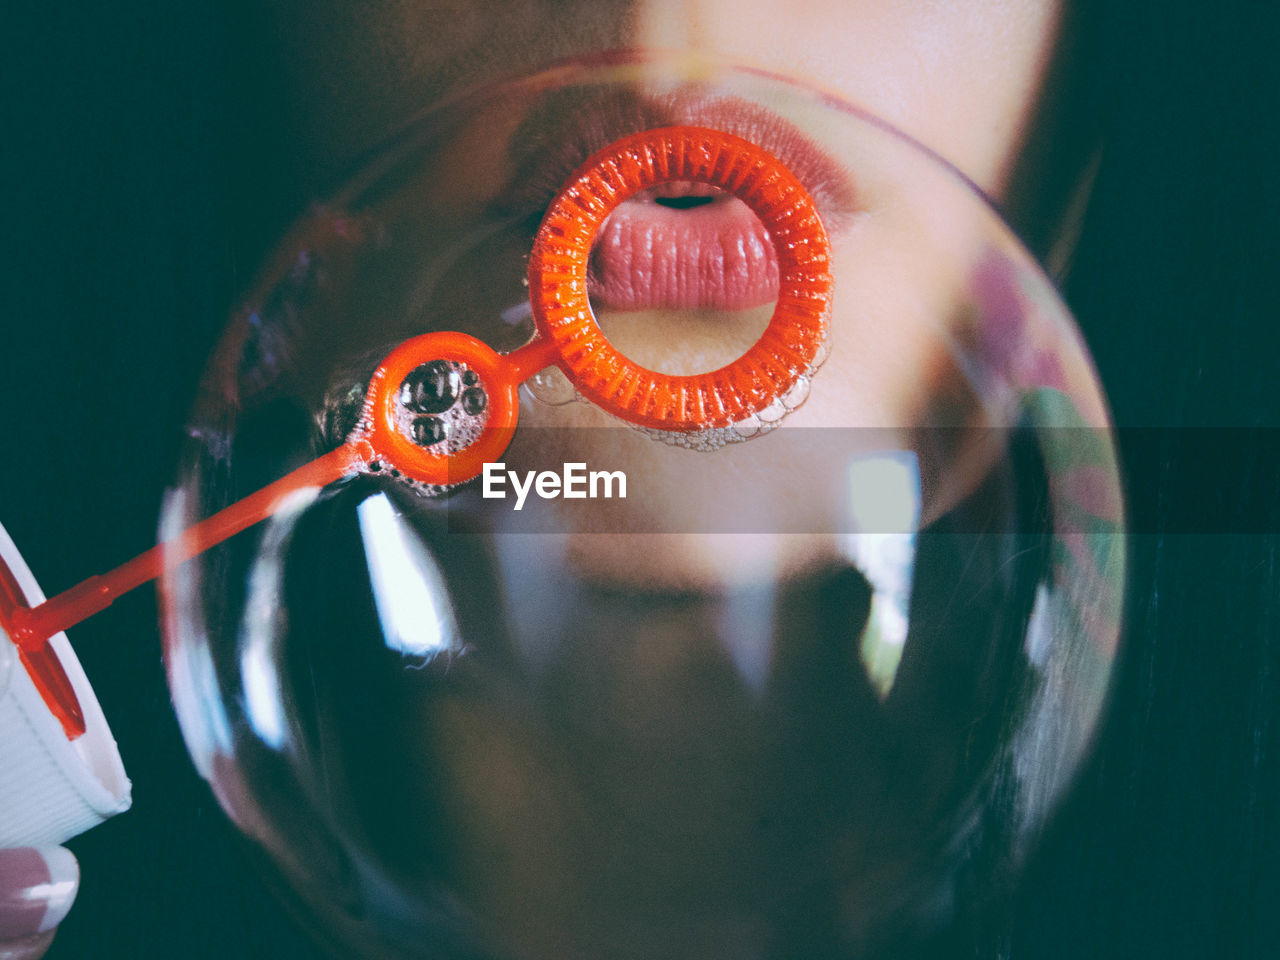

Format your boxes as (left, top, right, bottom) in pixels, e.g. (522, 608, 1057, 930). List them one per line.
(365, 331, 520, 486)
(528, 126, 832, 431)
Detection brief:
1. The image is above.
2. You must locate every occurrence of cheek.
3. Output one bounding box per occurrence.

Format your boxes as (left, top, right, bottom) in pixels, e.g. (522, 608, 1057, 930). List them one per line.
(632, 0, 1063, 197)
(259, 0, 633, 185)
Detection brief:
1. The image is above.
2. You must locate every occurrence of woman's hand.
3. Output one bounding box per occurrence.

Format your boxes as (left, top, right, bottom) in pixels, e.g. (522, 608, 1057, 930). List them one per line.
(0, 848, 78, 960)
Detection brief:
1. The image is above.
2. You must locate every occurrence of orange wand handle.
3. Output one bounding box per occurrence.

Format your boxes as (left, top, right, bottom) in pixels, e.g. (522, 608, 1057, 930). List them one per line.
(7, 442, 372, 653)
(2, 124, 832, 742)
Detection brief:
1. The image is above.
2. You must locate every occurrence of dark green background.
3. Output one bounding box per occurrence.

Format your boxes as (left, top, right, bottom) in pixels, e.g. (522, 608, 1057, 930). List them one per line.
(3, 1, 1278, 956)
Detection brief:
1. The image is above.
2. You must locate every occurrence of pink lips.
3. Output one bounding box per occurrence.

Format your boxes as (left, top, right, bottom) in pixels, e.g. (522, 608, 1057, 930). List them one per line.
(589, 182, 780, 310)
(511, 91, 855, 313)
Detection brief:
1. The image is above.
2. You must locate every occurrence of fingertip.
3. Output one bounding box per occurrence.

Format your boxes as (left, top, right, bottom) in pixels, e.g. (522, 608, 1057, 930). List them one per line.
(0, 847, 79, 941)
(32, 849, 77, 935)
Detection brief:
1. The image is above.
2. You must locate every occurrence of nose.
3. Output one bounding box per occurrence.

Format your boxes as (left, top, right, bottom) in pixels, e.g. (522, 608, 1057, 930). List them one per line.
(627, 0, 712, 51)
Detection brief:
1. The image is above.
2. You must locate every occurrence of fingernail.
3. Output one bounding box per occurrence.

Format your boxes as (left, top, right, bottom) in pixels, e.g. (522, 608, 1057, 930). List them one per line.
(0, 848, 79, 940)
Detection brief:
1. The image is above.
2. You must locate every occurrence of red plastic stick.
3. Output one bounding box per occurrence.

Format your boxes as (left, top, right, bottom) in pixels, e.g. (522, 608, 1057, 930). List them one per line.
(3, 125, 832, 742)
(0, 544, 85, 738)
(6, 442, 371, 655)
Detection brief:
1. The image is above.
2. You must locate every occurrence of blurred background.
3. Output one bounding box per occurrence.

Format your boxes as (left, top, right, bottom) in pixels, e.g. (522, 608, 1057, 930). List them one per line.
(3, 1, 1278, 956)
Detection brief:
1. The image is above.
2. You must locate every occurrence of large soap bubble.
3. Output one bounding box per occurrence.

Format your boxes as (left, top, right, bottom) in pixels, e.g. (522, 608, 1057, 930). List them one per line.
(162, 52, 1124, 959)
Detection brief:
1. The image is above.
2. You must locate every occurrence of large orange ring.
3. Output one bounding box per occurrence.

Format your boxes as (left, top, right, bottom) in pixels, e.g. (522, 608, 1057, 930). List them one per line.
(528, 126, 833, 431)
(365, 331, 521, 486)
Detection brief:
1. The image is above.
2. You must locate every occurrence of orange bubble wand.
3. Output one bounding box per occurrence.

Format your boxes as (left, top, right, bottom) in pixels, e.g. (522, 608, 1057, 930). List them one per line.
(0, 126, 832, 739)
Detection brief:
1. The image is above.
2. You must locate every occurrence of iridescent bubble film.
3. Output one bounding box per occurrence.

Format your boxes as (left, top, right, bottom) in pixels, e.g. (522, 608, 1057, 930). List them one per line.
(162, 53, 1124, 960)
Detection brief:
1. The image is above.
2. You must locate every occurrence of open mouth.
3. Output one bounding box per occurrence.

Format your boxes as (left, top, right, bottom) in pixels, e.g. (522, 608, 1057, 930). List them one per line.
(589, 181, 780, 311)
(504, 90, 856, 317)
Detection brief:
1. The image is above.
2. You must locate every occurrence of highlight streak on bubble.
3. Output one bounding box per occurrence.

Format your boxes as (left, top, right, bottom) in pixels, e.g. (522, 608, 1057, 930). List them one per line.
(842, 451, 922, 699)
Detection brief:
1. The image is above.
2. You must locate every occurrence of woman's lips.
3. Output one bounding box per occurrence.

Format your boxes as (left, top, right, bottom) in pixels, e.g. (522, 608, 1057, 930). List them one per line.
(589, 183, 780, 310)
(505, 90, 856, 314)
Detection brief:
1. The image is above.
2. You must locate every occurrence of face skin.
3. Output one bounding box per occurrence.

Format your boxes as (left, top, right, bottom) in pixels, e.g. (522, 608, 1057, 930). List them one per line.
(256, 0, 1069, 590)
(263, 0, 1062, 205)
